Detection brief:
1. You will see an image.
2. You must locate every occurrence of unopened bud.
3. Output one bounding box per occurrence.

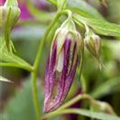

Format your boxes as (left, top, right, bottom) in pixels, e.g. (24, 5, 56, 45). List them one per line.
(85, 33, 103, 69)
(44, 19, 83, 112)
(0, 0, 20, 50)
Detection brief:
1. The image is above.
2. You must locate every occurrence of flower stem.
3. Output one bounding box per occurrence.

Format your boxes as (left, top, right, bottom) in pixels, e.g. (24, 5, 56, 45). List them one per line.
(81, 73, 87, 93)
(33, 13, 61, 70)
(31, 72, 41, 120)
(42, 109, 87, 119)
(58, 94, 91, 110)
(31, 13, 61, 120)
(42, 94, 92, 119)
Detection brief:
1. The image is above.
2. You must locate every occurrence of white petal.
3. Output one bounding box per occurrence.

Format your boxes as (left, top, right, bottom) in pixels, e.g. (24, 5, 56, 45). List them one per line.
(56, 50, 64, 72)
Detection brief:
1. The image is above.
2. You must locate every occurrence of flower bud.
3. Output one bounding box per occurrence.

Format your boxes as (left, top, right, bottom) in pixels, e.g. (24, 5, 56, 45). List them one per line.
(84, 33, 103, 69)
(44, 19, 83, 112)
(0, 0, 20, 50)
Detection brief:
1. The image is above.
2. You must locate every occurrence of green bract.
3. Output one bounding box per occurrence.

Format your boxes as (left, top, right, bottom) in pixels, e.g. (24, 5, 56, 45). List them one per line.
(0, 0, 20, 50)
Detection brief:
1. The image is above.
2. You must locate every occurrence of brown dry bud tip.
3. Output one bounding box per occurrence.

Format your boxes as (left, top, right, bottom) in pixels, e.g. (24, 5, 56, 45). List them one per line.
(85, 33, 104, 69)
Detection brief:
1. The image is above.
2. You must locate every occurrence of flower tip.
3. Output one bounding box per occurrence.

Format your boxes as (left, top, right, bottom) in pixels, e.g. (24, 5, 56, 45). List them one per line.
(98, 61, 105, 71)
(96, 57, 105, 71)
(43, 101, 58, 113)
(43, 105, 50, 113)
(43, 101, 52, 113)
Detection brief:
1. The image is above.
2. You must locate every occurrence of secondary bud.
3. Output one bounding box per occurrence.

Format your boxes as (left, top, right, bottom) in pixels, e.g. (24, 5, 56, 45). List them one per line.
(0, 0, 20, 50)
(44, 19, 83, 112)
(1, 7, 20, 28)
(84, 33, 103, 69)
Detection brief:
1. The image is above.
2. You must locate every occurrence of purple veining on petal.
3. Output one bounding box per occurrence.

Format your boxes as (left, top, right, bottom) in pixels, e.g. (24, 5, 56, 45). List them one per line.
(61, 43, 78, 101)
(50, 40, 72, 111)
(50, 58, 78, 112)
(55, 39, 71, 103)
(49, 42, 57, 70)
(48, 42, 57, 99)
(63, 57, 78, 100)
(44, 41, 57, 112)
(53, 42, 78, 110)
(49, 39, 78, 112)
(44, 37, 79, 112)
(44, 54, 50, 98)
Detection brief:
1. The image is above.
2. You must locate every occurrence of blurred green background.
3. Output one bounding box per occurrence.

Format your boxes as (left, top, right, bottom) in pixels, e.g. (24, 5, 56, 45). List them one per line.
(0, 0, 120, 120)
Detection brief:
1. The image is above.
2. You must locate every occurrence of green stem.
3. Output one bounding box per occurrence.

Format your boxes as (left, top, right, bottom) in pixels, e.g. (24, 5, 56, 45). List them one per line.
(58, 94, 91, 110)
(31, 72, 41, 120)
(42, 108, 119, 120)
(0, 63, 33, 72)
(31, 13, 61, 120)
(81, 73, 87, 93)
(42, 94, 93, 119)
(42, 109, 87, 119)
(62, 9, 72, 19)
(57, 0, 68, 12)
(33, 13, 61, 70)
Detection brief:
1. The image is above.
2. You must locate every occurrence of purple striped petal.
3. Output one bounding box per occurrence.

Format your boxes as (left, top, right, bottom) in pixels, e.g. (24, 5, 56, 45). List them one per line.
(44, 37, 79, 112)
(43, 24, 82, 112)
(44, 42, 57, 112)
(52, 41, 78, 110)
(53, 39, 71, 105)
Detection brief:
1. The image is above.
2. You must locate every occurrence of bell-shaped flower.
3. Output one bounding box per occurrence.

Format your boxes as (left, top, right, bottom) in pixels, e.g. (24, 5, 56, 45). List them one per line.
(44, 19, 83, 112)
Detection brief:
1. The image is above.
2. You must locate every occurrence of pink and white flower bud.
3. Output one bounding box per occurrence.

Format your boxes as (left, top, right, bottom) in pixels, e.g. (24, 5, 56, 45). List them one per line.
(44, 19, 83, 112)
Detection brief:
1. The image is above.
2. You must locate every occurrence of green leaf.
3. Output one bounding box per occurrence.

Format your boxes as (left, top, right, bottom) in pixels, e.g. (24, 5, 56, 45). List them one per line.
(1, 78, 39, 120)
(48, 0, 104, 19)
(48, 0, 120, 37)
(0, 49, 33, 71)
(0, 52, 32, 71)
(0, 37, 32, 71)
(84, 18, 120, 37)
(67, 0, 104, 19)
(90, 77, 120, 99)
(1, 77, 61, 120)
(0, 75, 12, 82)
(74, 14, 120, 37)
(43, 108, 120, 120)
